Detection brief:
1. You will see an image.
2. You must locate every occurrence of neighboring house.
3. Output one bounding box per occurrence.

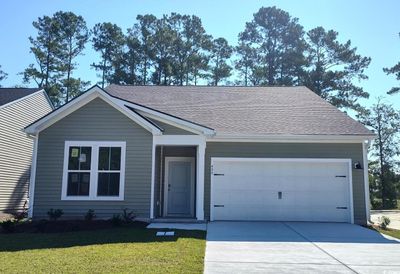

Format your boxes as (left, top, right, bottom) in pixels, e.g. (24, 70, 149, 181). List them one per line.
(0, 88, 53, 213)
(24, 85, 375, 224)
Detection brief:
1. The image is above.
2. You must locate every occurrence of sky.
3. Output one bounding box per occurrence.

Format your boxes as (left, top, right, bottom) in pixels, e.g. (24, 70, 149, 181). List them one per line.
(0, 0, 399, 108)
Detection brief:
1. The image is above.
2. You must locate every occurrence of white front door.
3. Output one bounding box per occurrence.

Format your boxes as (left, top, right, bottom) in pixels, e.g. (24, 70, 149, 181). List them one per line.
(164, 157, 195, 217)
(211, 158, 353, 223)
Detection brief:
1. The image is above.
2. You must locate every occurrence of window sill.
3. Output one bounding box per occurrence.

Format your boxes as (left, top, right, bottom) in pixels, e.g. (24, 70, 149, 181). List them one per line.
(61, 196, 124, 201)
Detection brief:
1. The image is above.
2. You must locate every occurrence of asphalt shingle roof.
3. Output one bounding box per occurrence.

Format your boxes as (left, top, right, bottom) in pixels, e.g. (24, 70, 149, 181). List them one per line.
(0, 88, 41, 107)
(105, 85, 374, 137)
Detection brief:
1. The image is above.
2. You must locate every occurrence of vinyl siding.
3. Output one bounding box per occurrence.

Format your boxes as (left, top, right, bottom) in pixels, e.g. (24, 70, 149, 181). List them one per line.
(33, 98, 153, 219)
(148, 118, 195, 135)
(204, 142, 366, 224)
(0, 91, 52, 213)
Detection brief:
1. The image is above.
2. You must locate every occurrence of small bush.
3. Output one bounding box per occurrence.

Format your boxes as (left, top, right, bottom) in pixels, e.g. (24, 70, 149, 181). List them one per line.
(371, 199, 383, 210)
(122, 208, 136, 223)
(380, 216, 391, 229)
(1, 219, 17, 233)
(110, 214, 122, 226)
(84, 209, 96, 221)
(47, 208, 64, 221)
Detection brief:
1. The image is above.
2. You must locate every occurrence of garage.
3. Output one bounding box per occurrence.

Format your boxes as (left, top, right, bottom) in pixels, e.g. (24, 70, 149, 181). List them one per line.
(210, 158, 353, 223)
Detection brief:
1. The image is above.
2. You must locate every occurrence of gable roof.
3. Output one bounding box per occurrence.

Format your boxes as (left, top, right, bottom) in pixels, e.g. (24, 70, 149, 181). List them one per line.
(0, 88, 41, 107)
(24, 85, 162, 135)
(106, 85, 374, 138)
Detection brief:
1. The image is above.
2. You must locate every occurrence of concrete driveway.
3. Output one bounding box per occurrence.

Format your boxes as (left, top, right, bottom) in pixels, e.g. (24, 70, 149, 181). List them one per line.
(205, 222, 400, 274)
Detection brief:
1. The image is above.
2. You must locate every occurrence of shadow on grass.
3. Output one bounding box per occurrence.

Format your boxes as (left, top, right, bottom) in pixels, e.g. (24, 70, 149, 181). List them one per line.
(0, 226, 206, 252)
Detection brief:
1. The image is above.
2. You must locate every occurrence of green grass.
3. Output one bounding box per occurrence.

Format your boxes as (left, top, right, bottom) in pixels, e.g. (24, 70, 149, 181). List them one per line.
(371, 226, 400, 240)
(0, 227, 206, 274)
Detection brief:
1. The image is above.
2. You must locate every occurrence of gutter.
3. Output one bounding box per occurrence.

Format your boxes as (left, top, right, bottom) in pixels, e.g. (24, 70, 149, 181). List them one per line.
(363, 139, 372, 223)
(26, 133, 38, 219)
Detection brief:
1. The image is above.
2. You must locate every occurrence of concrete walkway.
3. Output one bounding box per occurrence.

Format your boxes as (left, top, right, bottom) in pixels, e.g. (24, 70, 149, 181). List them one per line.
(371, 210, 400, 230)
(205, 222, 400, 274)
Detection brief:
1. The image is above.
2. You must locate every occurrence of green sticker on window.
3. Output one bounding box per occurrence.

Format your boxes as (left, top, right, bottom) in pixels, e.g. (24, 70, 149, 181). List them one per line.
(71, 148, 79, 157)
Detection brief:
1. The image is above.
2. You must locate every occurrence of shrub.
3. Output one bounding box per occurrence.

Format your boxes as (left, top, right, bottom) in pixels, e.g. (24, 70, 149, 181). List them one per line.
(84, 209, 96, 221)
(380, 216, 391, 229)
(371, 199, 383, 210)
(47, 208, 64, 221)
(1, 219, 17, 233)
(110, 214, 122, 226)
(121, 208, 136, 223)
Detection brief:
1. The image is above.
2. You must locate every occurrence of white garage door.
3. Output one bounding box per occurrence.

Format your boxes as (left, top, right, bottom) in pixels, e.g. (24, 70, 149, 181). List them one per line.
(211, 158, 353, 223)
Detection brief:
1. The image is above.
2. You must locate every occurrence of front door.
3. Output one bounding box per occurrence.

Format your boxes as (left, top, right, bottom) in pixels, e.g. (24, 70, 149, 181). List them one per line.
(164, 157, 195, 217)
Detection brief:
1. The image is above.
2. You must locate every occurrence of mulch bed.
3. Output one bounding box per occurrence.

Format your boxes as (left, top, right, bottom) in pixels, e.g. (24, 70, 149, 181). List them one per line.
(1, 219, 148, 234)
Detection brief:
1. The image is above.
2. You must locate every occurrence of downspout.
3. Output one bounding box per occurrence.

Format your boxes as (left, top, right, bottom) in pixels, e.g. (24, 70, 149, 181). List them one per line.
(26, 133, 39, 219)
(159, 146, 164, 217)
(363, 140, 372, 223)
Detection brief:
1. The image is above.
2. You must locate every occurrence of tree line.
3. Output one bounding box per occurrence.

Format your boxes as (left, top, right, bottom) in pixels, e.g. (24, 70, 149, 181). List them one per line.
(0, 6, 399, 209)
(0, 7, 377, 109)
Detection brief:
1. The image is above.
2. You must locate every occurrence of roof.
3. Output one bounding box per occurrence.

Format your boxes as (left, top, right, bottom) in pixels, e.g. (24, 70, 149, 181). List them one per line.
(0, 88, 41, 107)
(106, 85, 374, 137)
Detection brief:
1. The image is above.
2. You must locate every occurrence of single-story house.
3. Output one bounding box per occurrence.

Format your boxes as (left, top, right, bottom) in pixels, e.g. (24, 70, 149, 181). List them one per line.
(24, 85, 375, 224)
(0, 88, 53, 213)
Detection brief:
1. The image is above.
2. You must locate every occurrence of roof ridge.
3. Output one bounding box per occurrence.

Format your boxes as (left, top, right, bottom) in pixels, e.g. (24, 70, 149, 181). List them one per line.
(107, 84, 308, 89)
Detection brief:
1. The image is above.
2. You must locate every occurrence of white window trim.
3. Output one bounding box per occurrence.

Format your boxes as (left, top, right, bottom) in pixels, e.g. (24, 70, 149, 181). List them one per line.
(61, 141, 126, 201)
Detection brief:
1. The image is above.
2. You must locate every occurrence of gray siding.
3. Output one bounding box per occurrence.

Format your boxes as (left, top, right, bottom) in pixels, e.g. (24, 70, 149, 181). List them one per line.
(204, 142, 366, 224)
(0, 91, 52, 213)
(148, 118, 195, 135)
(34, 98, 153, 219)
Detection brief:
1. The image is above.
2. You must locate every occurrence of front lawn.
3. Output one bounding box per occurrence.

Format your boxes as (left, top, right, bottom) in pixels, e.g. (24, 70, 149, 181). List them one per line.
(369, 225, 400, 239)
(0, 227, 206, 273)
(374, 226, 400, 240)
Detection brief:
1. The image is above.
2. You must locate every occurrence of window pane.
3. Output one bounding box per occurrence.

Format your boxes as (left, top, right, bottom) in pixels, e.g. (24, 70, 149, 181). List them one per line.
(68, 147, 80, 170)
(79, 147, 92, 170)
(67, 172, 90, 196)
(110, 147, 121, 170)
(97, 173, 120, 196)
(98, 147, 110, 170)
(97, 173, 108, 196)
(109, 173, 120, 196)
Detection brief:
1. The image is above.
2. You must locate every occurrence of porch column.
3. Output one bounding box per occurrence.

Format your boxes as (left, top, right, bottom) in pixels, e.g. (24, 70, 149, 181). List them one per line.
(196, 143, 206, 221)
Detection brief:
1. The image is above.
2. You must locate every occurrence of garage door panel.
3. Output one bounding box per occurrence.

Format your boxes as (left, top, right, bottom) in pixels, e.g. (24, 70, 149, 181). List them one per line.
(211, 159, 352, 223)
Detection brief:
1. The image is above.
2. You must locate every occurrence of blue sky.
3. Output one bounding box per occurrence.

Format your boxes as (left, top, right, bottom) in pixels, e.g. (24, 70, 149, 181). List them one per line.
(1, 0, 399, 108)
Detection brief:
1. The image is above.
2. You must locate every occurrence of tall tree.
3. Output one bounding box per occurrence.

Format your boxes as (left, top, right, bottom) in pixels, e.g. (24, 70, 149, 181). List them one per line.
(184, 16, 212, 85)
(91, 23, 125, 88)
(53, 11, 89, 102)
(383, 33, 400, 94)
(235, 42, 256, 86)
(168, 14, 211, 85)
(22, 14, 63, 104)
(150, 14, 176, 85)
(304, 27, 371, 110)
(238, 6, 306, 86)
(208, 37, 232, 86)
(358, 99, 400, 208)
(128, 14, 157, 85)
(109, 35, 142, 85)
(0, 65, 7, 86)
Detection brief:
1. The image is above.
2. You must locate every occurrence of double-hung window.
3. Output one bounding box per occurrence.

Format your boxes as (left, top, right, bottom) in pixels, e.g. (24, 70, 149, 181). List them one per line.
(62, 141, 126, 200)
